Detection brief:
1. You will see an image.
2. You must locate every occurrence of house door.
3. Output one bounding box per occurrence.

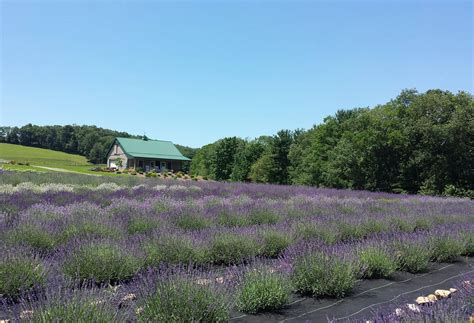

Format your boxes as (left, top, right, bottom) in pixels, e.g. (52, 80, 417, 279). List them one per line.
(161, 161, 167, 171)
(150, 161, 155, 170)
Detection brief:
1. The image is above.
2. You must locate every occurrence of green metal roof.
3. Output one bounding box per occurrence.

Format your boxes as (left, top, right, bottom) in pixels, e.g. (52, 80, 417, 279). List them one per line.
(116, 137, 190, 161)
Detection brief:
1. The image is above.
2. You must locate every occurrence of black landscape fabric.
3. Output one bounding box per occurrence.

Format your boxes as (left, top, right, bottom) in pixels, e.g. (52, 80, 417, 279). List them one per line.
(230, 258, 473, 323)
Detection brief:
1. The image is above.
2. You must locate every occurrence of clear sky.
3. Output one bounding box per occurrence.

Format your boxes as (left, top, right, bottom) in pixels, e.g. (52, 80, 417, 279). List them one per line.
(1, 0, 472, 147)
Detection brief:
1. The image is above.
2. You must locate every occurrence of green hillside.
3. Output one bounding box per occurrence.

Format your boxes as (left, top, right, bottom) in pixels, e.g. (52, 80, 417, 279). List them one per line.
(0, 143, 131, 176)
(0, 143, 90, 166)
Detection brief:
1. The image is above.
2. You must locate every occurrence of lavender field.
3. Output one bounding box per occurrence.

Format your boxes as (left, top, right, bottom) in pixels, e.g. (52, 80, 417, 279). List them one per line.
(0, 171, 473, 322)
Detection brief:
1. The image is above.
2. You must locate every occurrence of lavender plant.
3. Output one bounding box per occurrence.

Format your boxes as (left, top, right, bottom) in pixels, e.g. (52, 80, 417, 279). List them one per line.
(248, 209, 281, 225)
(0, 253, 46, 300)
(210, 233, 259, 265)
(5, 224, 58, 254)
(294, 222, 338, 244)
(1, 171, 473, 320)
(63, 243, 142, 283)
(25, 290, 120, 322)
(359, 246, 397, 279)
(430, 236, 464, 263)
(259, 230, 292, 258)
(143, 236, 209, 266)
(217, 211, 250, 227)
(174, 213, 211, 231)
(138, 277, 230, 322)
(393, 241, 431, 273)
(236, 268, 291, 314)
(127, 217, 160, 235)
(291, 252, 357, 298)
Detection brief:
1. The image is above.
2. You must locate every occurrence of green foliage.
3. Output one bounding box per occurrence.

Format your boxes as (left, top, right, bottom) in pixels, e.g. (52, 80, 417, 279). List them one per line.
(211, 137, 244, 181)
(175, 144, 198, 173)
(390, 218, 415, 232)
(443, 185, 474, 198)
(236, 270, 291, 314)
(31, 294, 118, 322)
(7, 225, 57, 253)
(266, 130, 295, 185)
(189, 137, 245, 180)
(337, 222, 366, 242)
(359, 247, 397, 279)
(190, 143, 216, 179)
(361, 219, 388, 235)
(292, 253, 357, 298)
(230, 139, 266, 182)
(248, 209, 280, 225)
(217, 211, 250, 227)
(414, 218, 432, 231)
(139, 278, 229, 322)
(63, 243, 141, 283)
(210, 234, 258, 265)
(430, 236, 464, 263)
(294, 223, 338, 244)
(394, 242, 430, 273)
(127, 217, 159, 235)
(288, 89, 473, 195)
(59, 222, 120, 242)
(174, 214, 211, 231)
(152, 201, 169, 214)
(0, 255, 45, 300)
(143, 236, 209, 266)
(460, 232, 474, 256)
(259, 231, 292, 258)
(191, 131, 297, 185)
(249, 153, 279, 183)
(113, 157, 123, 168)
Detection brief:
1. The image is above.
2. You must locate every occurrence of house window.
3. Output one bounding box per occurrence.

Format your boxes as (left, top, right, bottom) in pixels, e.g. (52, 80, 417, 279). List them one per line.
(115, 145, 118, 154)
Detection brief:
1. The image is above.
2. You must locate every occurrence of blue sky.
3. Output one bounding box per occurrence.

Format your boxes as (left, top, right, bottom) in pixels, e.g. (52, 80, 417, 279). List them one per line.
(1, 1, 472, 147)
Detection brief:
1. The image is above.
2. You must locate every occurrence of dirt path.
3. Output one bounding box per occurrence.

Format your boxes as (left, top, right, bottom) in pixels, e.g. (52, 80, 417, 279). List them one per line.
(32, 166, 100, 176)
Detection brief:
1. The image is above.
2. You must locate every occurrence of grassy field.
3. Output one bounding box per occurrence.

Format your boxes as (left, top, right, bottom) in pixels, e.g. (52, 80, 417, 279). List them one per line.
(0, 143, 89, 166)
(0, 143, 120, 176)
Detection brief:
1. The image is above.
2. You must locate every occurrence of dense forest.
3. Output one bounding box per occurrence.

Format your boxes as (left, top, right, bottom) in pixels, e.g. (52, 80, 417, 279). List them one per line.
(0, 125, 197, 163)
(1, 89, 473, 197)
(191, 89, 473, 197)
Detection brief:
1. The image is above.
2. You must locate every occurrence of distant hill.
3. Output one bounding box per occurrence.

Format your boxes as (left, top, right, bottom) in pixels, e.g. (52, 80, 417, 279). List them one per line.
(0, 143, 90, 166)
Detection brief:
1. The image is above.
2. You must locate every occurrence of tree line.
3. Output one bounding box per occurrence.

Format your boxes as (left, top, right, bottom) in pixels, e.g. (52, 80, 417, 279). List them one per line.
(0, 125, 197, 164)
(190, 89, 473, 197)
(1, 89, 472, 196)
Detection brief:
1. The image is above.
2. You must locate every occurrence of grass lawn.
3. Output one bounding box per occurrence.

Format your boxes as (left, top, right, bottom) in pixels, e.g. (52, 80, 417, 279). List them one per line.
(1, 164, 48, 172)
(0, 143, 124, 176)
(0, 143, 89, 166)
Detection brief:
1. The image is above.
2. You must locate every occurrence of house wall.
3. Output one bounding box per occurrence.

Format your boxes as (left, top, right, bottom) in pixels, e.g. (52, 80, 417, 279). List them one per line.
(107, 143, 128, 169)
(171, 160, 182, 171)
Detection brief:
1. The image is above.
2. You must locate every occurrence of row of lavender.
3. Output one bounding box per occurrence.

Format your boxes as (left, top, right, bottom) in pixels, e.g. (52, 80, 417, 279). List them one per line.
(0, 171, 473, 321)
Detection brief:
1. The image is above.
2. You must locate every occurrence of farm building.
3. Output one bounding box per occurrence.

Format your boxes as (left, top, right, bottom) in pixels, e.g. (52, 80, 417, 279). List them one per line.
(106, 137, 190, 171)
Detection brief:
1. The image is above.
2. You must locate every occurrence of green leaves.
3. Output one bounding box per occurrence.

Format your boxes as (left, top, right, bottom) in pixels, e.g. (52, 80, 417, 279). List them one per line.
(139, 278, 229, 322)
(63, 243, 141, 283)
(292, 253, 357, 298)
(0, 255, 46, 300)
(236, 270, 291, 314)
